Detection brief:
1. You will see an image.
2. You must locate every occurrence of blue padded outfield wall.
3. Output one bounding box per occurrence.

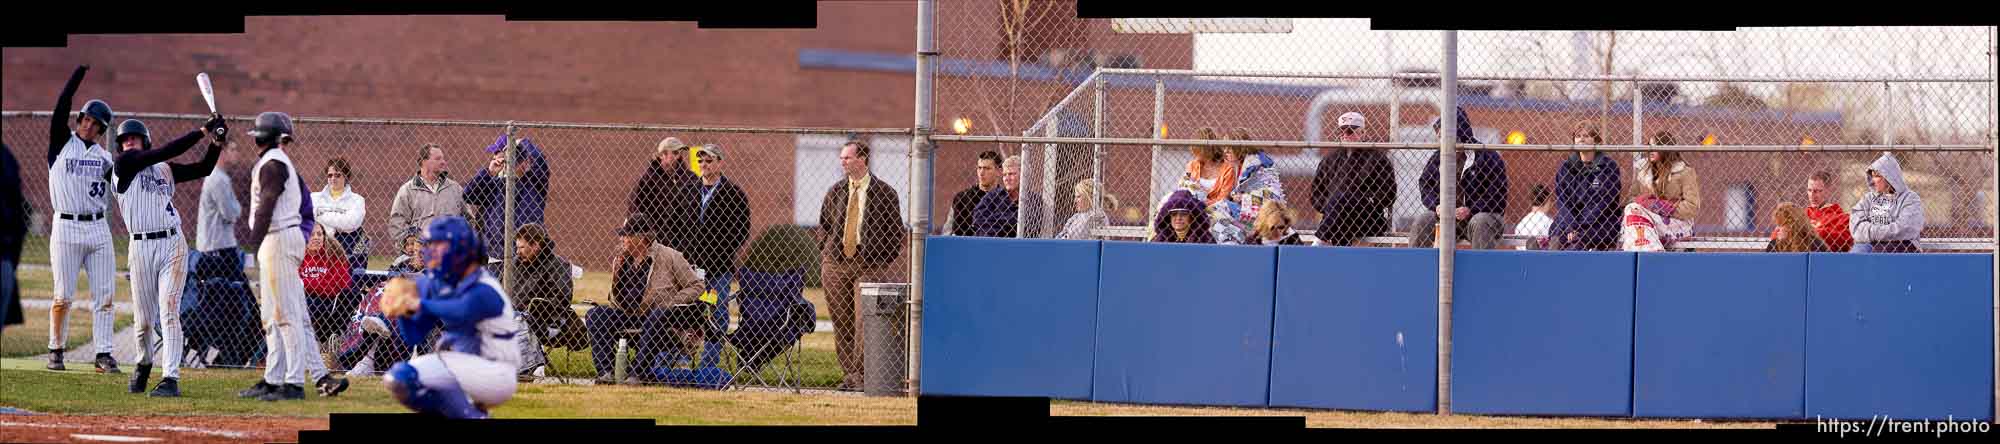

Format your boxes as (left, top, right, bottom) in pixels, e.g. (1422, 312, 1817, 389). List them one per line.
(1634, 253, 1807, 419)
(1805, 254, 1994, 421)
(920, 239, 1994, 420)
(1093, 242, 1276, 407)
(1269, 247, 1437, 412)
(1450, 250, 1636, 416)
(920, 237, 1099, 399)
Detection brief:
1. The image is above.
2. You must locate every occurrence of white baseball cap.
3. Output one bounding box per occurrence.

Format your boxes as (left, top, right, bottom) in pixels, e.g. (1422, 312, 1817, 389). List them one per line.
(1337, 112, 1366, 129)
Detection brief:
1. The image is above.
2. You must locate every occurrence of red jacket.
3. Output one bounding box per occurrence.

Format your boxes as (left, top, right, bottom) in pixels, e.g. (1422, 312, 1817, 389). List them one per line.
(1807, 203, 1854, 252)
(301, 252, 352, 298)
(1773, 203, 1854, 252)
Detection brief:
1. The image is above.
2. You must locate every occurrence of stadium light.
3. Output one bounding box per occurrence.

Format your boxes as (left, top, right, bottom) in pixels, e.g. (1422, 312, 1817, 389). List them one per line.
(951, 117, 972, 135)
(1505, 130, 1528, 145)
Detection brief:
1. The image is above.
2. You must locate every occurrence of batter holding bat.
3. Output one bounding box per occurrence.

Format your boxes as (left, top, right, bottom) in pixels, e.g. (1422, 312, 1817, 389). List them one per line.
(43, 65, 122, 374)
(377, 216, 521, 419)
(108, 112, 228, 397)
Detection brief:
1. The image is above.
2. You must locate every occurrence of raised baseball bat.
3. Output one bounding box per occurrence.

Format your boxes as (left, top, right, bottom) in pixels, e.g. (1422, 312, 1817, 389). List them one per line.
(196, 73, 217, 113)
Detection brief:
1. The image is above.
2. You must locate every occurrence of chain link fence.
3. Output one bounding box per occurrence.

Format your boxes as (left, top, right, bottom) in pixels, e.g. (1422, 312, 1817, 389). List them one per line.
(5, 112, 917, 393)
(925, 9, 1995, 252)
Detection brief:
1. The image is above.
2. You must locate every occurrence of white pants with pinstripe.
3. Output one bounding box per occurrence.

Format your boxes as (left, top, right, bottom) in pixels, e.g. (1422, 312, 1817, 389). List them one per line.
(128, 233, 188, 378)
(47, 219, 117, 355)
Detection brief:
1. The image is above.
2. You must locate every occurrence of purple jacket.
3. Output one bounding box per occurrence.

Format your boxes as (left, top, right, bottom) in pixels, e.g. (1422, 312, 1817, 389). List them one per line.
(1151, 190, 1214, 244)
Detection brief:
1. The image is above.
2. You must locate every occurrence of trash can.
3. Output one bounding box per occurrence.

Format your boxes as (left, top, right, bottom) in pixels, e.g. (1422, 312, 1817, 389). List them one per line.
(859, 282, 908, 396)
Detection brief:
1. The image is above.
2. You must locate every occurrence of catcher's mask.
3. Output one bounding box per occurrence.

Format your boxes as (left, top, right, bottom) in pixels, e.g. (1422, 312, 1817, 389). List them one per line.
(423, 216, 486, 286)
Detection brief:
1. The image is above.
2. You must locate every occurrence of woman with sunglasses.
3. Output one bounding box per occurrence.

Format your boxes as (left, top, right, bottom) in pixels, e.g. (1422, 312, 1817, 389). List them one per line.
(313, 157, 370, 267)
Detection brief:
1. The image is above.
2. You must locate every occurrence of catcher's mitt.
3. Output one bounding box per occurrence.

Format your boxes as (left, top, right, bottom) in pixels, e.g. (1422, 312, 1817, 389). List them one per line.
(379, 277, 421, 318)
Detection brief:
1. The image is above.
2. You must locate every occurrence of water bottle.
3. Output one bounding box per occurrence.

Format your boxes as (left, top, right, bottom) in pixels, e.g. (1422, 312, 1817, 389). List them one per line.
(612, 337, 629, 384)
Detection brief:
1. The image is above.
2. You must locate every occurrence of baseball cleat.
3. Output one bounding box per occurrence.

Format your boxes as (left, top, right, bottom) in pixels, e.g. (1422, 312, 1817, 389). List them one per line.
(238, 381, 276, 398)
(149, 378, 181, 398)
(46, 350, 65, 371)
(94, 353, 120, 374)
(316, 375, 350, 397)
(260, 384, 305, 401)
(128, 363, 153, 393)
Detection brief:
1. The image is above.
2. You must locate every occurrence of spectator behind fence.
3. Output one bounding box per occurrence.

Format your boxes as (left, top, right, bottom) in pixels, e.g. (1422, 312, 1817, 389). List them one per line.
(1792, 170, 1855, 253)
(1412, 106, 1508, 250)
(301, 224, 355, 343)
(683, 144, 750, 369)
(973, 155, 1042, 238)
(947, 150, 1003, 236)
(386, 229, 424, 274)
(1849, 152, 1924, 253)
(1767, 203, 1831, 252)
(1153, 190, 1215, 244)
(587, 213, 707, 384)
(1058, 179, 1116, 240)
(1623, 132, 1702, 250)
(185, 142, 262, 366)
(628, 137, 700, 253)
(386, 143, 465, 242)
(816, 140, 906, 390)
(464, 133, 551, 261)
(1210, 128, 1285, 245)
(1184, 127, 1239, 206)
(1310, 112, 1395, 247)
(1515, 184, 1555, 249)
(1252, 201, 1306, 246)
(506, 223, 580, 379)
(1548, 122, 1623, 251)
(312, 157, 368, 267)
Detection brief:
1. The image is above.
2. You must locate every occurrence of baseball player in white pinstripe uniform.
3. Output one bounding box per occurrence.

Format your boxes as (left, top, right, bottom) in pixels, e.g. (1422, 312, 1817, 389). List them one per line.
(109, 114, 228, 397)
(43, 65, 122, 373)
(234, 111, 349, 402)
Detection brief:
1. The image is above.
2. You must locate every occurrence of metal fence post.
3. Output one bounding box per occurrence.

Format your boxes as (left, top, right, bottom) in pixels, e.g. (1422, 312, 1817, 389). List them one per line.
(1987, 24, 1997, 423)
(1631, 78, 1643, 145)
(503, 122, 519, 294)
(1150, 77, 1164, 239)
(907, 0, 936, 396)
(1436, 30, 1458, 416)
(1094, 74, 1106, 221)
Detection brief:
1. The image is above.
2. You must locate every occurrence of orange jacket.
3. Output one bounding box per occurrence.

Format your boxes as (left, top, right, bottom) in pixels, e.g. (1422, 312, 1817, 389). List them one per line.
(1185, 158, 1240, 206)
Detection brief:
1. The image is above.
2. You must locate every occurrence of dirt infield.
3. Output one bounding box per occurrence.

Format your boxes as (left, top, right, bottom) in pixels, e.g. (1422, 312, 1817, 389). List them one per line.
(0, 414, 324, 443)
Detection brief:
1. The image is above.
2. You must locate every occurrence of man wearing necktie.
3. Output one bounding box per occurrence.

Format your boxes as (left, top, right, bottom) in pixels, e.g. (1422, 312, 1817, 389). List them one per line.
(816, 140, 905, 391)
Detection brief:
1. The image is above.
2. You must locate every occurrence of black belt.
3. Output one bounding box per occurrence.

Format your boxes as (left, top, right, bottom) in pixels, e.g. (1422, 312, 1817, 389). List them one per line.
(132, 228, 178, 241)
(58, 213, 105, 222)
(266, 223, 300, 234)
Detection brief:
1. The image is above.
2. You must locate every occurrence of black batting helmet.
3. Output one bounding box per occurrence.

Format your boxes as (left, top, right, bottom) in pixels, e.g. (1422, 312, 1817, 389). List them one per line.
(246, 111, 295, 147)
(115, 119, 150, 148)
(80, 99, 113, 127)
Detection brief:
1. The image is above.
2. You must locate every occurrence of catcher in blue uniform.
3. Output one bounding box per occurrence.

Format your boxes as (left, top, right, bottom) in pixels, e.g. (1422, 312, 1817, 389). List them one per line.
(378, 216, 520, 418)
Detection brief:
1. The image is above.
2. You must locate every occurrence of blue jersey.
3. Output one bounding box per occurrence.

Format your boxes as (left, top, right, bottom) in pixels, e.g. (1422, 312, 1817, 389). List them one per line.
(395, 269, 521, 368)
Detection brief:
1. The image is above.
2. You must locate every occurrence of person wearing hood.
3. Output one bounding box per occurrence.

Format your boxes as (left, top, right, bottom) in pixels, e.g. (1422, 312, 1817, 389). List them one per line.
(387, 143, 466, 243)
(1548, 121, 1623, 251)
(972, 155, 1043, 238)
(1310, 112, 1396, 247)
(464, 133, 552, 261)
(312, 158, 369, 267)
(628, 137, 701, 251)
(1848, 152, 1924, 253)
(1153, 190, 1215, 244)
(1411, 106, 1508, 250)
(1624, 131, 1702, 249)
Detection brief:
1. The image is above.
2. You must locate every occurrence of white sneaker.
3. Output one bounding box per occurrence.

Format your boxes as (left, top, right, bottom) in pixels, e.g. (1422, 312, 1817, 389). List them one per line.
(348, 356, 376, 378)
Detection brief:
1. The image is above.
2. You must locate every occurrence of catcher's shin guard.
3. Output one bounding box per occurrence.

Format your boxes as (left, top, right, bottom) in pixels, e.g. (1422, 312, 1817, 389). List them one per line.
(385, 362, 487, 419)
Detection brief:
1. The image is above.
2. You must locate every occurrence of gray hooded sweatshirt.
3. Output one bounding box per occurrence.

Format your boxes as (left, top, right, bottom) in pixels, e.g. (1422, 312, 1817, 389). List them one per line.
(1848, 152, 1924, 246)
